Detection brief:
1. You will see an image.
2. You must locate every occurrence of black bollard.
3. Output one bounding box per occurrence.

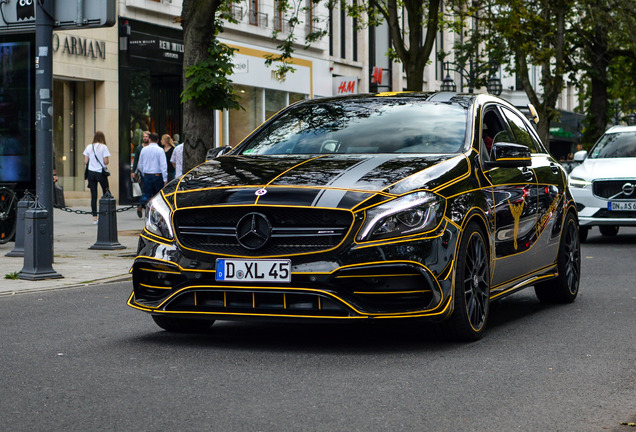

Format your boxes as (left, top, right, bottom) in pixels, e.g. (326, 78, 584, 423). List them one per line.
(90, 190, 126, 250)
(6, 191, 35, 257)
(19, 198, 63, 280)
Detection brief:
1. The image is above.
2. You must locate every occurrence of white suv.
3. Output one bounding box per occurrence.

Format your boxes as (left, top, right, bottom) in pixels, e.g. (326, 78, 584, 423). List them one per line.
(569, 125, 636, 241)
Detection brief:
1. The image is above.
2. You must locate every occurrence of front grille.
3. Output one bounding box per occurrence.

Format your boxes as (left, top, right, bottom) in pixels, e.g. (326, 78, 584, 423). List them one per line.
(174, 206, 353, 256)
(592, 179, 636, 199)
(165, 289, 350, 317)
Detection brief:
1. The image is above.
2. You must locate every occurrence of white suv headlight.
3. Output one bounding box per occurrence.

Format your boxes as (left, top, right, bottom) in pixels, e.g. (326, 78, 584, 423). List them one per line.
(569, 176, 591, 189)
(357, 192, 442, 241)
(145, 194, 174, 239)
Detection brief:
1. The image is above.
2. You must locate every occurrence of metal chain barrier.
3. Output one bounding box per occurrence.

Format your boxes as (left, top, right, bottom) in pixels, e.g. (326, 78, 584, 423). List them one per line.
(56, 204, 138, 215)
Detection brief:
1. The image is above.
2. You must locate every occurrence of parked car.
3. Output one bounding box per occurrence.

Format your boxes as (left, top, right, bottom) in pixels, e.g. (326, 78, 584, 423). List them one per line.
(568, 125, 636, 242)
(128, 92, 580, 341)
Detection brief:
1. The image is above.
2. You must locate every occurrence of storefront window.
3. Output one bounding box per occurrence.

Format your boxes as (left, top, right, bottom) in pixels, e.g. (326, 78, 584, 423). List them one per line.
(226, 87, 309, 147)
(228, 85, 263, 147)
(289, 92, 307, 105)
(53, 80, 86, 191)
(265, 89, 287, 120)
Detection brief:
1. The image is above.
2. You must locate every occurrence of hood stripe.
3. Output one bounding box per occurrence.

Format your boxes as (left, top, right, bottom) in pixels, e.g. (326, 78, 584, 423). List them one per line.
(312, 155, 395, 208)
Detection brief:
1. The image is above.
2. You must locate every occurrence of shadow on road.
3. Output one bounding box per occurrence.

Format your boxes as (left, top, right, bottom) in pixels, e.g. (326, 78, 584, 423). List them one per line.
(128, 292, 563, 354)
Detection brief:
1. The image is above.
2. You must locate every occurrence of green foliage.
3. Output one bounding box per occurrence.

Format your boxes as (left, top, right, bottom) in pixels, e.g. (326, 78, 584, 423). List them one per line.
(181, 38, 242, 111)
(264, 0, 328, 81)
(4, 271, 19, 280)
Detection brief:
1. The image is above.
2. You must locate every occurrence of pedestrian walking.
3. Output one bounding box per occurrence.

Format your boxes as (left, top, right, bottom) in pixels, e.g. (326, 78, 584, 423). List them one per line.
(132, 130, 150, 184)
(171, 141, 184, 178)
(162, 134, 176, 182)
(83, 131, 110, 224)
(136, 132, 167, 218)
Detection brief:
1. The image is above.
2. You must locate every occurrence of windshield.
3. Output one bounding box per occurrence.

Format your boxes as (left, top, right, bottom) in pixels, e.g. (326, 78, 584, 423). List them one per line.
(590, 131, 636, 158)
(237, 99, 467, 155)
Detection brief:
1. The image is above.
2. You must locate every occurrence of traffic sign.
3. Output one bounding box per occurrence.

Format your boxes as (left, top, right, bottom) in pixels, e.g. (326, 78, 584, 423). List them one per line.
(0, 0, 115, 32)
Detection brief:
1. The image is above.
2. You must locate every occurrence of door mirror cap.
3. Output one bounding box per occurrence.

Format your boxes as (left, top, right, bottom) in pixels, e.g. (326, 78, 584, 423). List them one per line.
(573, 150, 587, 162)
(206, 145, 233, 160)
(484, 142, 532, 168)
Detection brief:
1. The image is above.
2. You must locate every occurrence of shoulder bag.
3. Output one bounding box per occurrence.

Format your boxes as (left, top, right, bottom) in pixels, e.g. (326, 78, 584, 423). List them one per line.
(92, 144, 110, 176)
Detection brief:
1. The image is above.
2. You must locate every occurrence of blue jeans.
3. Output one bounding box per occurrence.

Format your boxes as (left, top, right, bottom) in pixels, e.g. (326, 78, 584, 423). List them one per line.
(140, 174, 164, 207)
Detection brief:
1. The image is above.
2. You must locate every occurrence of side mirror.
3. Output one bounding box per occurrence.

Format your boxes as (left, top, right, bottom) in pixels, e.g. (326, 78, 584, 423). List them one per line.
(573, 150, 587, 162)
(484, 142, 532, 168)
(206, 145, 232, 160)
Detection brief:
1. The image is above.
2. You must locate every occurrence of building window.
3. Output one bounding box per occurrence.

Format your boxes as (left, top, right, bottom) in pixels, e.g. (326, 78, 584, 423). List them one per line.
(340, 2, 346, 59)
(249, 0, 259, 25)
(305, 0, 314, 33)
(274, 0, 283, 31)
(352, 0, 358, 61)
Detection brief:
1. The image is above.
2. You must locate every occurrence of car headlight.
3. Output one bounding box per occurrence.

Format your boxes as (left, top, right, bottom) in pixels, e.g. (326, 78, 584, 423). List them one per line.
(569, 176, 591, 189)
(357, 192, 442, 241)
(145, 194, 174, 239)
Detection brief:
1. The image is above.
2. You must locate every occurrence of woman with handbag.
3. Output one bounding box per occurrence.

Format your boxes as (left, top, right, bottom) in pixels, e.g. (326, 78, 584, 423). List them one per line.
(83, 131, 111, 224)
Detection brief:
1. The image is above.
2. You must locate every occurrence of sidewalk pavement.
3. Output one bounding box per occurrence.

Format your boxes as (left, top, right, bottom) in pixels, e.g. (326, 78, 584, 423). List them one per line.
(0, 207, 145, 296)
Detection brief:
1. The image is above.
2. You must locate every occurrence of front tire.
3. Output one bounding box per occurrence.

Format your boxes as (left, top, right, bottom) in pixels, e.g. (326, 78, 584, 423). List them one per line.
(534, 212, 580, 303)
(443, 222, 490, 341)
(599, 225, 619, 237)
(152, 315, 215, 333)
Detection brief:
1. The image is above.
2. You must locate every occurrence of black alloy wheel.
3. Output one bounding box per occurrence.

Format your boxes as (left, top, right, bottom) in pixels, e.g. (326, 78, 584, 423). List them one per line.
(534, 212, 580, 303)
(152, 315, 215, 333)
(443, 222, 490, 341)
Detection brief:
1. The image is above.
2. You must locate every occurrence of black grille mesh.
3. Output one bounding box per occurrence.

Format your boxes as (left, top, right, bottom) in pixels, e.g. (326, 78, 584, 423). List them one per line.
(592, 180, 636, 199)
(174, 206, 353, 256)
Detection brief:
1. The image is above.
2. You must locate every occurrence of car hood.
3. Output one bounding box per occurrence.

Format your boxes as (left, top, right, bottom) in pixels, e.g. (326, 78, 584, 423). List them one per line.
(170, 154, 467, 210)
(569, 158, 636, 180)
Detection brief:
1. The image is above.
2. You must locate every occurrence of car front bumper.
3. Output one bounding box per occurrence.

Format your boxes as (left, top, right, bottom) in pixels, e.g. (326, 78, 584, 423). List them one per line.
(572, 187, 636, 227)
(128, 223, 460, 321)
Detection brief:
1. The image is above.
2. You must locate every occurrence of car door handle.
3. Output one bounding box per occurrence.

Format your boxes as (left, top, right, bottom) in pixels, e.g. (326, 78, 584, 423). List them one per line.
(522, 167, 534, 181)
(550, 162, 560, 174)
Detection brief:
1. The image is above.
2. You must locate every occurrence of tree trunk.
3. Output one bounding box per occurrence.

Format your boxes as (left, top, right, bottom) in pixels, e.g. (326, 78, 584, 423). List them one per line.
(181, 0, 221, 172)
(583, 20, 610, 145)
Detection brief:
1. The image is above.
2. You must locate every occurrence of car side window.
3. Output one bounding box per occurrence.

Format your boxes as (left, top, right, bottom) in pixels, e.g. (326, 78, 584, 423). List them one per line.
(501, 108, 540, 154)
(481, 108, 509, 157)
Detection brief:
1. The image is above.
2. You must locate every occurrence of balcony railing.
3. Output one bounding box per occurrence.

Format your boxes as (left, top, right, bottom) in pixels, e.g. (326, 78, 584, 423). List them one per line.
(230, 5, 244, 21)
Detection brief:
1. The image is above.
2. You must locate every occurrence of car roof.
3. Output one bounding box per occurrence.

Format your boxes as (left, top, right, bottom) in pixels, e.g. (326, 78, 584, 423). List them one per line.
(303, 91, 479, 108)
(603, 125, 636, 134)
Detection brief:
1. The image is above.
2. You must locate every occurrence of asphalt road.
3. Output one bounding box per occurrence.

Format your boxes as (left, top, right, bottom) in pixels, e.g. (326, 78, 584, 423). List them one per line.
(1, 228, 634, 432)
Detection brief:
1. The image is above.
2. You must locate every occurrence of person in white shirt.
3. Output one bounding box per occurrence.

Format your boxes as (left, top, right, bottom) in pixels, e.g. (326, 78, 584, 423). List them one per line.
(137, 132, 168, 217)
(83, 131, 110, 224)
(170, 142, 184, 178)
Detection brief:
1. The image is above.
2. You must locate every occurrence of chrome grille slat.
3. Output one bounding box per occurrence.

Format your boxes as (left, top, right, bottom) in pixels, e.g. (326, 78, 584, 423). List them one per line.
(174, 207, 353, 256)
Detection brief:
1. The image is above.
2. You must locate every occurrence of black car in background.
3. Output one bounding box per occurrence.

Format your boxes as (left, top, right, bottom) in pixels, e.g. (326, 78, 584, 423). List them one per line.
(129, 92, 581, 341)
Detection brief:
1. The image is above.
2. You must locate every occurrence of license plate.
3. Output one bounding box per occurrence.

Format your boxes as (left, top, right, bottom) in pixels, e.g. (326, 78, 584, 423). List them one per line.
(608, 202, 636, 211)
(215, 259, 291, 283)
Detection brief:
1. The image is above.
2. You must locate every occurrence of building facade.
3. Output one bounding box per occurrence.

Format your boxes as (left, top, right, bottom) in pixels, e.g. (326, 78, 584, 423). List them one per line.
(3, 0, 584, 206)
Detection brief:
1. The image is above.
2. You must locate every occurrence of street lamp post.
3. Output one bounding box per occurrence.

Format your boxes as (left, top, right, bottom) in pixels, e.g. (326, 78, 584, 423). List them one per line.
(439, 60, 502, 96)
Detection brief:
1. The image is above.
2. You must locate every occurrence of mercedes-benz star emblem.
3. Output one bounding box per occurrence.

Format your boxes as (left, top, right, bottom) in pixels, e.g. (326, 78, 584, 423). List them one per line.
(622, 183, 635, 197)
(236, 212, 272, 250)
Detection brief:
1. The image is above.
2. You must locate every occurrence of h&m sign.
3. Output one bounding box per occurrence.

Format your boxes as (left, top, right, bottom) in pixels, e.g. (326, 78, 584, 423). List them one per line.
(333, 76, 358, 95)
(53, 33, 106, 59)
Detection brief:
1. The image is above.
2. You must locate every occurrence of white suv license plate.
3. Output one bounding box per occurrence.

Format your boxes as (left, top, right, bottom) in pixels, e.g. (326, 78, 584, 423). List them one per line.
(215, 258, 291, 283)
(608, 202, 636, 211)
